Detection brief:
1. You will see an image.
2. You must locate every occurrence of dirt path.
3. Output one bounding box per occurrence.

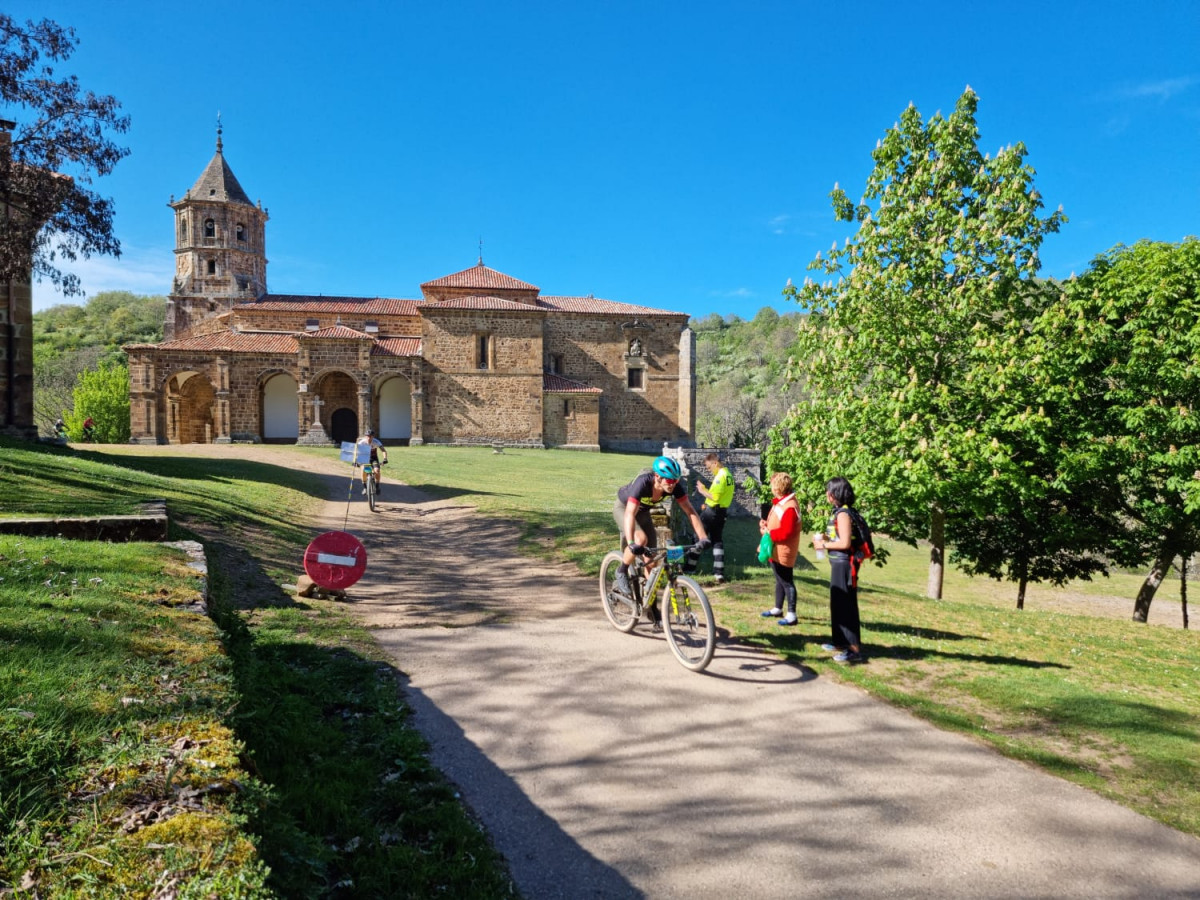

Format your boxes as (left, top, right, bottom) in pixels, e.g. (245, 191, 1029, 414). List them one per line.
(124, 446, 1200, 898)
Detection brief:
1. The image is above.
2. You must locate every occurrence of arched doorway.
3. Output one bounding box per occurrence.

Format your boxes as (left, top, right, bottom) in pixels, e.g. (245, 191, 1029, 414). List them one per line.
(167, 372, 215, 444)
(312, 370, 359, 444)
(262, 373, 299, 442)
(378, 376, 412, 444)
(330, 408, 357, 444)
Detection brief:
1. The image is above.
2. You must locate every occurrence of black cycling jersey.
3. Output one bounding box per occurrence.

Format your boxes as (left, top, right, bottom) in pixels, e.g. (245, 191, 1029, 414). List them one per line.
(617, 471, 686, 508)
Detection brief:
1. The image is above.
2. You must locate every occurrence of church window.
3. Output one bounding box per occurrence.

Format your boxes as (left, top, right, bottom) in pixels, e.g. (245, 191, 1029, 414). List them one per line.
(305, 319, 320, 331)
(627, 366, 645, 391)
(563, 399, 572, 416)
(549, 353, 563, 374)
(477, 333, 493, 370)
(204, 218, 215, 238)
(206, 259, 216, 275)
(236, 223, 246, 242)
(180, 218, 188, 240)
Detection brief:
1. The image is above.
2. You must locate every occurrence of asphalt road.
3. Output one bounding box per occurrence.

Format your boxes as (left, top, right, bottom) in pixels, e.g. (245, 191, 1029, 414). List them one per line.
(314, 458, 1200, 899)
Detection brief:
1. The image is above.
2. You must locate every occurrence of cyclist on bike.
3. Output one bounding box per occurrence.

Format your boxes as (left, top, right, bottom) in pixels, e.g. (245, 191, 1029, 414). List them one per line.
(612, 455, 710, 598)
(82, 416, 96, 442)
(355, 428, 388, 494)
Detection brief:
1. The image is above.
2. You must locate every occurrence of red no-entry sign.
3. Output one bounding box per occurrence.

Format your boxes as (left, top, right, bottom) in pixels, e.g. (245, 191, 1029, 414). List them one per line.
(304, 530, 368, 591)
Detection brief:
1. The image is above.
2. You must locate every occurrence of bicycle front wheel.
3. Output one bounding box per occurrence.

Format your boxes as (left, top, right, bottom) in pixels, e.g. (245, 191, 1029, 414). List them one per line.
(661, 575, 716, 672)
(599, 551, 638, 633)
(367, 474, 378, 511)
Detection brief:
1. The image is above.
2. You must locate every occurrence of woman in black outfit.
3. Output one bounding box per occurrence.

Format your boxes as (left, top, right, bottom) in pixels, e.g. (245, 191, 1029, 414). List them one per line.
(812, 476, 864, 664)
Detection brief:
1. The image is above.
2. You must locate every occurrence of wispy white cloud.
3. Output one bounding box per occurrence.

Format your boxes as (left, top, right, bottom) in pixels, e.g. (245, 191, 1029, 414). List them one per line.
(1114, 76, 1199, 103)
(768, 214, 791, 235)
(31, 242, 174, 310)
(709, 287, 754, 299)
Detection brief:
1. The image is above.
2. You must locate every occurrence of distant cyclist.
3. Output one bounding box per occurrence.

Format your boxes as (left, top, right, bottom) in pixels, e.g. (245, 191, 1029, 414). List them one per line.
(355, 428, 388, 494)
(82, 416, 96, 442)
(612, 455, 710, 597)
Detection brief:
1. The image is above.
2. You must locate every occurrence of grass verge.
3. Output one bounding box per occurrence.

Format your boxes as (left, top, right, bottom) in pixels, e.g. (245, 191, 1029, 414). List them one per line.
(0, 437, 516, 897)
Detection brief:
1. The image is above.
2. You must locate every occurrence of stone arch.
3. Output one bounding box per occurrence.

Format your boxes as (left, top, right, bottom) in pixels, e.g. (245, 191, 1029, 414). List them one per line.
(311, 369, 360, 444)
(260, 371, 299, 442)
(376, 374, 412, 443)
(165, 371, 216, 444)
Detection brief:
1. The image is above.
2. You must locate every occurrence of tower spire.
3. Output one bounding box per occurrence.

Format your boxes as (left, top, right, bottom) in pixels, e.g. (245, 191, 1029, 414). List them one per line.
(478, 237, 483, 266)
(216, 111, 223, 153)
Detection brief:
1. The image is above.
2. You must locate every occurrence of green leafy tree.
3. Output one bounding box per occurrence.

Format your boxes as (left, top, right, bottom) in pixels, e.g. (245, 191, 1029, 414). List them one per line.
(0, 14, 129, 294)
(932, 278, 1125, 608)
(769, 88, 1065, 597)
(1025, 238, 1200, 621)
(67, 361, 129, 442)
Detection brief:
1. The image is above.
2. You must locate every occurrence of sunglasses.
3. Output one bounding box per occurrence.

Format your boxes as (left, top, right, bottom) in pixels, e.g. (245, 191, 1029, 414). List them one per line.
(659, 478, 678, 488)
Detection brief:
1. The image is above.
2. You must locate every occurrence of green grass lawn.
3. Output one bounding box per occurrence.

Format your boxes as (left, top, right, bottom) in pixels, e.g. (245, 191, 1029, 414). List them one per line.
(0, 437, 516, 898)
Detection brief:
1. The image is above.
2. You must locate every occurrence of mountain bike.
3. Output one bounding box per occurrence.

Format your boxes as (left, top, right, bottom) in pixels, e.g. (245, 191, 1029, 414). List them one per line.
(360, 460, 384, 512)
(599, 542, 716, 672)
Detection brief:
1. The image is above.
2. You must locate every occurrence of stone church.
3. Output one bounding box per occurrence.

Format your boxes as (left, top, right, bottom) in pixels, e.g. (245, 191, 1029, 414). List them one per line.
(124, 132, 696, 451)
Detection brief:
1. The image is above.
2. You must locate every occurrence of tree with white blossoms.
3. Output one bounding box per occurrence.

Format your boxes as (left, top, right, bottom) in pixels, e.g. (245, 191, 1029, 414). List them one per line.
(768, 87, 1065, 599)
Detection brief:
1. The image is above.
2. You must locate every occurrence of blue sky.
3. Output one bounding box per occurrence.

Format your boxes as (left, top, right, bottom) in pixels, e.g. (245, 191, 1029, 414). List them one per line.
(14, 1, 1200, 319)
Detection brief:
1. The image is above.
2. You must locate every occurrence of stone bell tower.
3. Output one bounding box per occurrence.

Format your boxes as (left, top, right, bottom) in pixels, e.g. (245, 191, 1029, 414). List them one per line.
(164, 121, 268, 340)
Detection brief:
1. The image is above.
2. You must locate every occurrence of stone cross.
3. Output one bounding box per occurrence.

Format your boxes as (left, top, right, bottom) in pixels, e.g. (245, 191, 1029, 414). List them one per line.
(310, 394, 324, 425)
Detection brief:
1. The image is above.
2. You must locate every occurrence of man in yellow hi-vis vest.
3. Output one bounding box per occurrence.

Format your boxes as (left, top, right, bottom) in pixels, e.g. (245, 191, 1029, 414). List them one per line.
(696, 452, 734, 582)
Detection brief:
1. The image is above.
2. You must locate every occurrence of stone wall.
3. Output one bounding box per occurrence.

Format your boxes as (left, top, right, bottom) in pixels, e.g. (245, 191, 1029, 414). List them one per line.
(542, 314, 691, 452)
(233, 308, 422, 336)
(543, 393, 600, 450)
(421, 308, 544, 444)
(676, 447, 763, 518)
(0, 277, 36, 439)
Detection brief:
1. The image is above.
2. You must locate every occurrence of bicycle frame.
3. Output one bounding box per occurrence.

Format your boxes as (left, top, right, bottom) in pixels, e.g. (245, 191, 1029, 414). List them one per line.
(630, 545, 687, 611)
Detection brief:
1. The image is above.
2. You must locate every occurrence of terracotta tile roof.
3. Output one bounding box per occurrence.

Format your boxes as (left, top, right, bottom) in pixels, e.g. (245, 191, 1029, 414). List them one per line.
(187, 150, 254, 207)
(421, 262, 539, 293)
(537, 295, 687, 317)
(372, 338, 421, 357)
(417, 295, 544, 312)
(127, 332, 299, 354)
(297, 325, 373, 340)
(236, 295, 421, 316)
(543, 373, 602, 394)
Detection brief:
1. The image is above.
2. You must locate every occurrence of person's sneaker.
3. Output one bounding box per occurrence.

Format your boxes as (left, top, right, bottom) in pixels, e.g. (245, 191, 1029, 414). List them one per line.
(614, 570, 632, 598)
(820, 643, 844, 653)
(714, 575, 726, 584)
(361, 486, 367, 496)
(761, 607, 783, 618)
(777, 614, 798, 626)
(833, 650, 864, 664)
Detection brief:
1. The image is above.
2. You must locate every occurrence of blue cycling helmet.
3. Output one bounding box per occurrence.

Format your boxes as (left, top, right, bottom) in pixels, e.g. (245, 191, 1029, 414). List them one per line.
(652, 455, 682, 480)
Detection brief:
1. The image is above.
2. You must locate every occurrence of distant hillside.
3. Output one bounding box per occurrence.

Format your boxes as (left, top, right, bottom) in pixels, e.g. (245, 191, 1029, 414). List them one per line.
(34, 290, 165, 361)
(691, 307, 805, 450)
(32, 291, 165, 433)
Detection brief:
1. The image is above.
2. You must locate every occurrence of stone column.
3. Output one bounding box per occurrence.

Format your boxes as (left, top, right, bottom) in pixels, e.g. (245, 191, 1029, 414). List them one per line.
(358, 386, 372, 434)
(410, 387, 424, 446)
(214, 392, 231, 443)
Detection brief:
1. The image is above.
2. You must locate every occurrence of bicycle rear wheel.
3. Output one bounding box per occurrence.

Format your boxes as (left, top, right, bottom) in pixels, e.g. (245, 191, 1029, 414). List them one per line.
(367, 473, 378, 511)
(599, 551, 638, 633)
(661, 575, 716, 672)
